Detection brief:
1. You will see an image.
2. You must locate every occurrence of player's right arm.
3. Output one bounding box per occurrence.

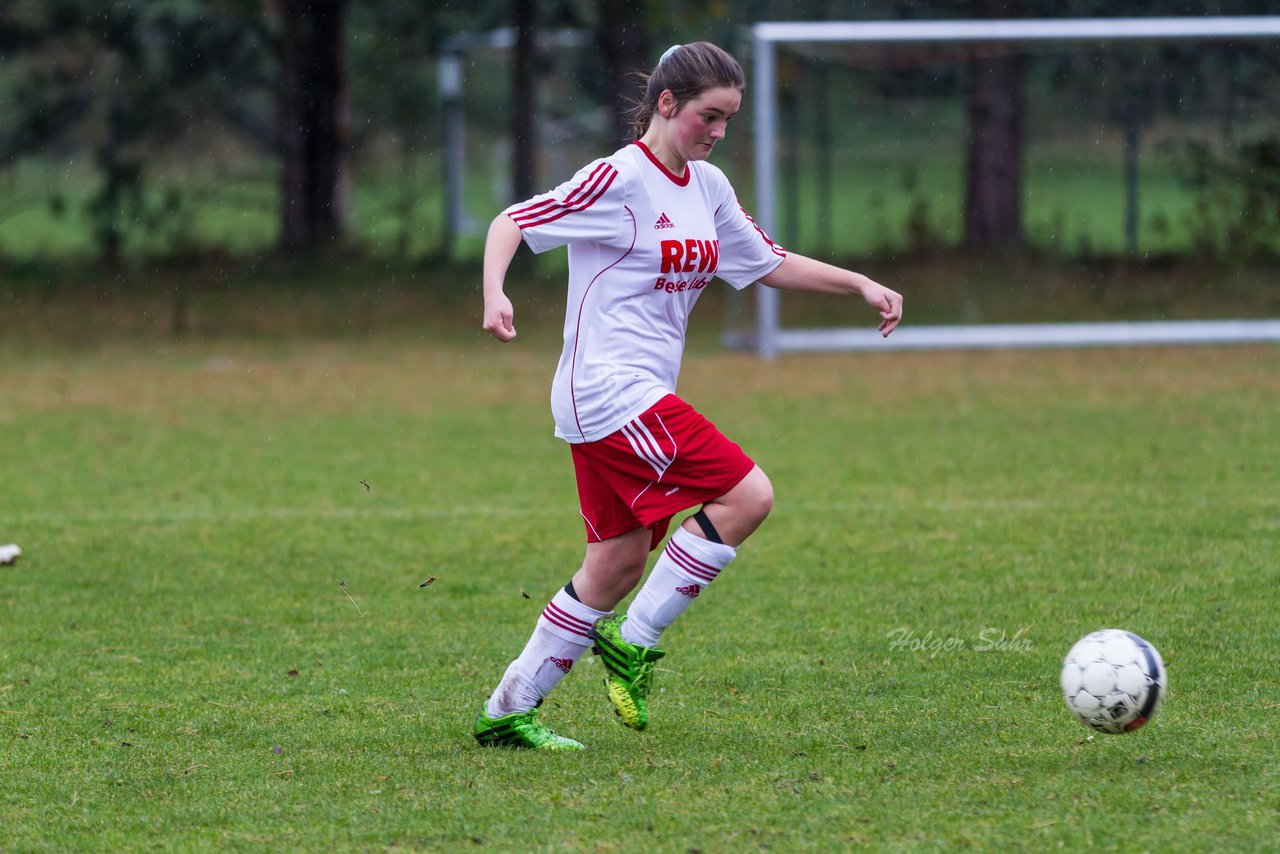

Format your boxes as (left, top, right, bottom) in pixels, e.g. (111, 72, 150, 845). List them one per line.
(481, 214, 523, 342)
(483, 157, 623, 343)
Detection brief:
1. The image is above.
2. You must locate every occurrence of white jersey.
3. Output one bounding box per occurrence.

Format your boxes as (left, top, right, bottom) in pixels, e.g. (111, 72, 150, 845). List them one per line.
(505, 141, 785, 444)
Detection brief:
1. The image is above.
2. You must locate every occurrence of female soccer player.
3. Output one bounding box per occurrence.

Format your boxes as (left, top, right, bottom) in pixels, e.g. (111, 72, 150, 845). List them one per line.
(474, 41, 902, 749)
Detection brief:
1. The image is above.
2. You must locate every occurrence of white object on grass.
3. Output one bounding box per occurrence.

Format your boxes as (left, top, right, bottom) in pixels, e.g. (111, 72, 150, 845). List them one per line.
(1061, 628, 1167, 734)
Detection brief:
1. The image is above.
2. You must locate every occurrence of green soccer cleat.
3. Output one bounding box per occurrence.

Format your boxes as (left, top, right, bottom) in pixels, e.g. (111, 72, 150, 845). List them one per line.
(589, 614, 666, 731)
(473, 707, 585, 750)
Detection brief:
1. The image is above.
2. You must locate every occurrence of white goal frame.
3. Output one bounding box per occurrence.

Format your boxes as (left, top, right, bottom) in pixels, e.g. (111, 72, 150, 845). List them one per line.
(746, 17, 1280, 357)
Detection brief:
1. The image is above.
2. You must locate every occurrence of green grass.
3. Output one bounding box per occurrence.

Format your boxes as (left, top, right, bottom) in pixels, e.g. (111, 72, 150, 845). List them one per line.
(2, 308, 1278, 850)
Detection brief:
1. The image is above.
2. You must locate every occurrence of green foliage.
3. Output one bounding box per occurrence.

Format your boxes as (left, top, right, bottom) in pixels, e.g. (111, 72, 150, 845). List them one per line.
(1, 332, 1278, 850)
(1, 1, 274, 263)
(1179, 134, 1280, 260)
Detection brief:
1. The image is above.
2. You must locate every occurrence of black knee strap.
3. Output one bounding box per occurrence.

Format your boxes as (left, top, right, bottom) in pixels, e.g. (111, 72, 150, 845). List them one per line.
(691, 508, 723, 545)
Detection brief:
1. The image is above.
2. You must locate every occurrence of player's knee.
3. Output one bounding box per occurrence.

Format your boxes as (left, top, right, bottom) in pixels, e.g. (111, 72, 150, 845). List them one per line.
(743, 467, 774, 524)
(583, 528, 652, 586)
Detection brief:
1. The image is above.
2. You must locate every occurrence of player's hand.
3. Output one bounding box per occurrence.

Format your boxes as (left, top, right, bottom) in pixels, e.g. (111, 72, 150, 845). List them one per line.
(864, 282, 903, 337)
(482, 293, 517, 342)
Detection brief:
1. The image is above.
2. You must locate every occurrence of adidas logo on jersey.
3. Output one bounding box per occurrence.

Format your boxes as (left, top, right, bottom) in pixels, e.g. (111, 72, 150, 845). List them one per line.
(653, 212, 675, 230)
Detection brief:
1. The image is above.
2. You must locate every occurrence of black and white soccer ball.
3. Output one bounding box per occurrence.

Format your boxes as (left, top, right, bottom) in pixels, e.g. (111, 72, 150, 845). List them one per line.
(1061, 629, 1166, 734)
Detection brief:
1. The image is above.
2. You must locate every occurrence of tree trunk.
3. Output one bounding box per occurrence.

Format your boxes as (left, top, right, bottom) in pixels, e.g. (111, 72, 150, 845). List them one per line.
(279, 0, 349, 252)
(94, 100, 125, 269)
(964, 1, 1024, 253)
(511, 0, 537, 202)
(595, 0, 651, 148)
(813, 0, 833, 255)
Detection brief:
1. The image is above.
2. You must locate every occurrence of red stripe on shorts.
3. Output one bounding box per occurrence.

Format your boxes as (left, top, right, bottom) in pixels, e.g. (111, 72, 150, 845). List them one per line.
(570, 394, 756, 552)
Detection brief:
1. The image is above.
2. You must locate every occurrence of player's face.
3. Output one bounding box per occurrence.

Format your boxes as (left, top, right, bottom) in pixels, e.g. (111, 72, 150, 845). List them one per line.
(667, 86, 741, 162)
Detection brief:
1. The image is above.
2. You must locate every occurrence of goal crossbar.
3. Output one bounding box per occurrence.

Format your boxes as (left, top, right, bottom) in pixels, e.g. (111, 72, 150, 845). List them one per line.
(752, 17, 1280, 44)
(748, 17, 1280, 357)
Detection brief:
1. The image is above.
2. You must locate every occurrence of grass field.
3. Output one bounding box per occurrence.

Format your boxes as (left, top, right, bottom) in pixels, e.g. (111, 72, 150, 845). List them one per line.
(2, 297, 1277, 850)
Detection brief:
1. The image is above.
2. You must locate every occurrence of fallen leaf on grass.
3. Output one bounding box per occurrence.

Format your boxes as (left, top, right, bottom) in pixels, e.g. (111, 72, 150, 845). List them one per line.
(419, 576, 437, 588)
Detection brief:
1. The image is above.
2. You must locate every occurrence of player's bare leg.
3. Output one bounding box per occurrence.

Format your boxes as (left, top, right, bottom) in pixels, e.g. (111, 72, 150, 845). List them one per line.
(568, 526, 652, 611)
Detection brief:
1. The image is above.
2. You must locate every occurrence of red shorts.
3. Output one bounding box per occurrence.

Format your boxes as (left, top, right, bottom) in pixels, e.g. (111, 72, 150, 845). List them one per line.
(570, 394, 755, 551)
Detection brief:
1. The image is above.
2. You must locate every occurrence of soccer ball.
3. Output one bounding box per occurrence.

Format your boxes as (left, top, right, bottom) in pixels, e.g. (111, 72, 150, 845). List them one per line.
(1060, 629, 1166, 734)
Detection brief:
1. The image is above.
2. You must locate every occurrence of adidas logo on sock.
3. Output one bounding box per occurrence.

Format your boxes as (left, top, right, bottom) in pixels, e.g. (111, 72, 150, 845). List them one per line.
(675, 583, 702, 599)
(549, 656, 574, 673)
(654, 212, 675, 230)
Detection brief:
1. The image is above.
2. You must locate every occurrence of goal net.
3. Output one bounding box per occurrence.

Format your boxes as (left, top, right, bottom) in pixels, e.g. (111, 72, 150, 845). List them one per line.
(739, 17, 1280, 356)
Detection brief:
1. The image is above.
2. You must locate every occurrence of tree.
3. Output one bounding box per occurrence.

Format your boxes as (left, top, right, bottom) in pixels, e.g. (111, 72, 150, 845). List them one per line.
(278, 0, 351, 251)
(0, 1, 273, 265)
(510, 0, 537, 202)
(963, 0, 1025, 252)
(593, 0, 651, 147)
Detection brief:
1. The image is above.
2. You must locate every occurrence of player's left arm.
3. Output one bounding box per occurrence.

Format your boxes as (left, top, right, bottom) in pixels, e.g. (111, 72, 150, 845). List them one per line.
(759, 253, 903, 337)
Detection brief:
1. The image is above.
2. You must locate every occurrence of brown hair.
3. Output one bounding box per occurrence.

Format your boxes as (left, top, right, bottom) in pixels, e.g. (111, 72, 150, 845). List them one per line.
(630, 42, 745, 139)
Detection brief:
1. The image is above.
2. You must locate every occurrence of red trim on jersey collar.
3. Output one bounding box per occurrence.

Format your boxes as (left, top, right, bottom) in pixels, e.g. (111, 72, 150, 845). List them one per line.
(633, 141, 690, 187)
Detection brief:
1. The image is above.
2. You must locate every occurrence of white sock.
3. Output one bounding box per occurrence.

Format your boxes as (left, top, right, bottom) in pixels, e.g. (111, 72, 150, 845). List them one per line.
(622, 525, 737, 648)
(485, 587, 609, 718)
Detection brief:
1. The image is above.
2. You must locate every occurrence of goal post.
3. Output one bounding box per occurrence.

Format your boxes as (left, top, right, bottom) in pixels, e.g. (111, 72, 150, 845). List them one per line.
(746, 17, 1280, 357)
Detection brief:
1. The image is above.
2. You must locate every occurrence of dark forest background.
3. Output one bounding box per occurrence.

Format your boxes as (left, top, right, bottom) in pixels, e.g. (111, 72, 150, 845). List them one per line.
(2, 1, 1278, 275)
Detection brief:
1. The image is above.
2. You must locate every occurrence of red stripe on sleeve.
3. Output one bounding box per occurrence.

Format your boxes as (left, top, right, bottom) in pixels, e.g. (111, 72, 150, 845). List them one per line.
(516, 168, 617, 230)
(509, 162, 611, 222)
(509, 164, 618, 230)
(738, 202, 787, 257)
